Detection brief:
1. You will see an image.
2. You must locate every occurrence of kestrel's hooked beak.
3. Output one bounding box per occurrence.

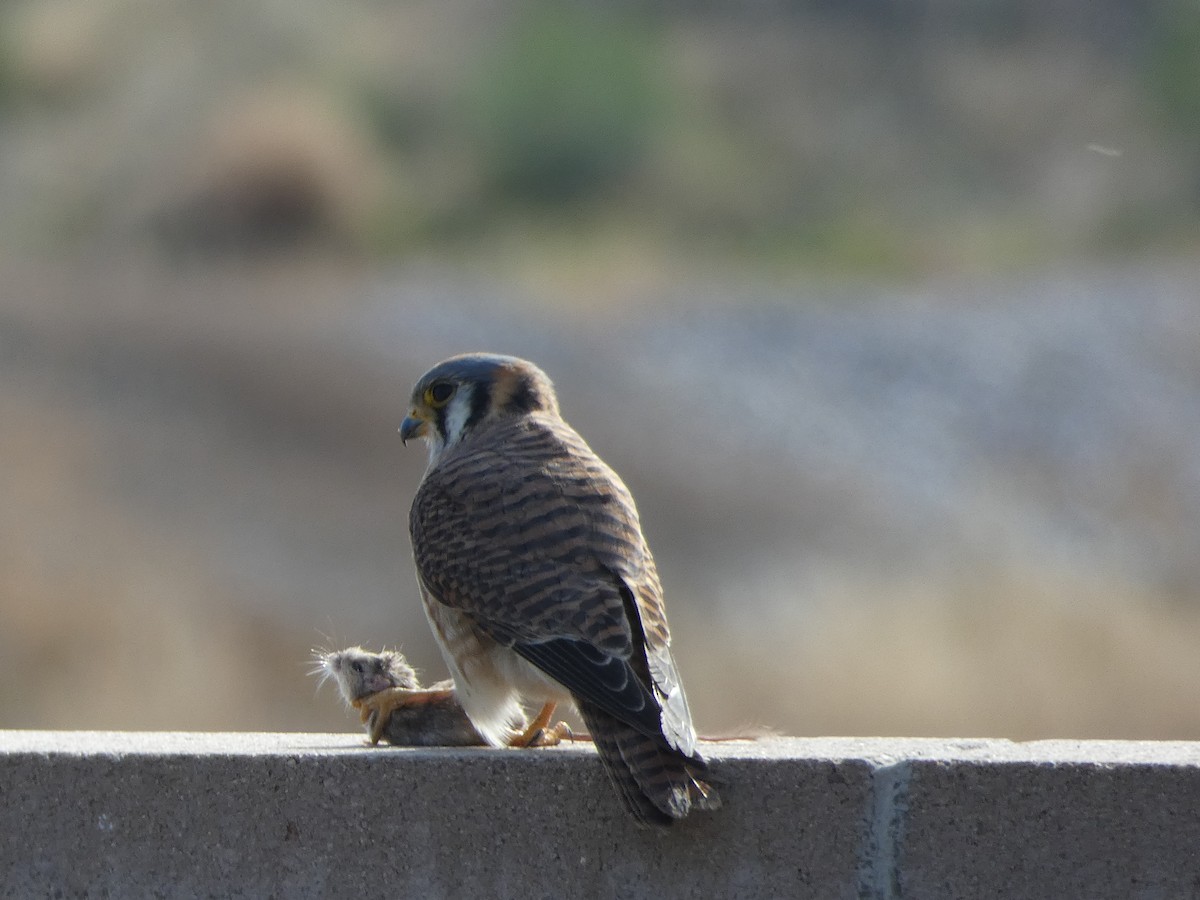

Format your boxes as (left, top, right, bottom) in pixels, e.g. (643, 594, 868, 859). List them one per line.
(399, 409, 430, 445)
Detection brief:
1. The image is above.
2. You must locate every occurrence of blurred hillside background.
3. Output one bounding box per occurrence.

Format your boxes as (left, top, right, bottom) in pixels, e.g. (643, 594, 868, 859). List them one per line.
(1, 0, 1199, 740)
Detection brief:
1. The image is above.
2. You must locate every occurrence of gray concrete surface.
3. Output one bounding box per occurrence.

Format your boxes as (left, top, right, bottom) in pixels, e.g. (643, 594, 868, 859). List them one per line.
(2, 733, 1200, 899)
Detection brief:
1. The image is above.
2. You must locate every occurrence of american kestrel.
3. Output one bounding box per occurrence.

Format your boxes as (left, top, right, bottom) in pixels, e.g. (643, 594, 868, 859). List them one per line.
(372, 352, 720, 826)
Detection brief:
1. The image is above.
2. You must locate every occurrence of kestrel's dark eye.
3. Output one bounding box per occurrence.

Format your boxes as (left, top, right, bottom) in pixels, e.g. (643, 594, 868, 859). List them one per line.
(428, 382, 456, 407)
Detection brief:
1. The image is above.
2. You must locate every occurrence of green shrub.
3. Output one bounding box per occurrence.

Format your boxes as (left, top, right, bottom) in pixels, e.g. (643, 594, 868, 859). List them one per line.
(465, 2, 664, 204)
(1144, 1, 1200, 134)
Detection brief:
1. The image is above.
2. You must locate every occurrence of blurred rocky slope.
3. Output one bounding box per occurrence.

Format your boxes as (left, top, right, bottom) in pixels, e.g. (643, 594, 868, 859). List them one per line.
(2, 256, 1199, 738)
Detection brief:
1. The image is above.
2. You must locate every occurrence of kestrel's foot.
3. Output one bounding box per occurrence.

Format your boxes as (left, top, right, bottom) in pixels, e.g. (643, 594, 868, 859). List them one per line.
(525, 721, 578, 747)
(355, 687, 456, 745)
(509, 701, 557, 748)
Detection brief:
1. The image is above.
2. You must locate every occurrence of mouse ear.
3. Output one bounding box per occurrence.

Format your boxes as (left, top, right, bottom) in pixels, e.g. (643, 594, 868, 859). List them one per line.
(380, 649, 420, 688)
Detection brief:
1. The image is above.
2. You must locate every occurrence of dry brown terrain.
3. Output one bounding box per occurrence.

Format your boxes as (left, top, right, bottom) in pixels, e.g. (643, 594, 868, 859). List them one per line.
(1, 2, 1198, 739)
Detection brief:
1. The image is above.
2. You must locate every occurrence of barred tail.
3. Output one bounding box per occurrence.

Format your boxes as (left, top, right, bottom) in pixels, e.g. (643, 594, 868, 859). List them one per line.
(577, 701, 721, 828)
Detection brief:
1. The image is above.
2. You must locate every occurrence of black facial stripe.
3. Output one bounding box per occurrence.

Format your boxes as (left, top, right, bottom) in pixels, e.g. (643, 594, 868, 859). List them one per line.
(508, 376, 539, 413)
(465, 380, 491, 431)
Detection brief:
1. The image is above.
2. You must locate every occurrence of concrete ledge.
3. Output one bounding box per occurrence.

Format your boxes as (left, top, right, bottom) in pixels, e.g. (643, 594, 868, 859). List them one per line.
(3, 734, 1200, 899)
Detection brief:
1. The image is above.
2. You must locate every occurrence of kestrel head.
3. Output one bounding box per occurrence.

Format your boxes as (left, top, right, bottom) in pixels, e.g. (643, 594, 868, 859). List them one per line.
(400, 353, 560, 459)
